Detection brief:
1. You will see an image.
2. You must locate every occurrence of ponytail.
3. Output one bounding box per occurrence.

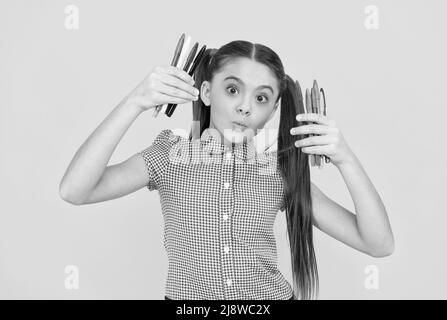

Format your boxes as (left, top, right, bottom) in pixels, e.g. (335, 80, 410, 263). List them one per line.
(278, 74, 319, 300)
(189, 48, 217, 140)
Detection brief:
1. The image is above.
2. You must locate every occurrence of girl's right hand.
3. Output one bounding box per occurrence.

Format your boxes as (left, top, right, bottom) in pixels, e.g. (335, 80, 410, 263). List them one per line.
(126, 65, 200, 113)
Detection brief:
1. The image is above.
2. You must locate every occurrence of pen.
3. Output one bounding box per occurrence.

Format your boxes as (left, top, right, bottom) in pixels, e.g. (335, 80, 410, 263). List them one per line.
(320, 88, 331, 164)
(152, 33, 185, 118)
(305, 88, 316, 166)
(165, 41, 199, 117)
(165, 44, 207, 118)
(311, 80, 322, 167)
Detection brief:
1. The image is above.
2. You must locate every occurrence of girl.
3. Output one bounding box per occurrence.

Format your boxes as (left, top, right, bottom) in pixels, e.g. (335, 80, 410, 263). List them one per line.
(59, 40, 394, 300)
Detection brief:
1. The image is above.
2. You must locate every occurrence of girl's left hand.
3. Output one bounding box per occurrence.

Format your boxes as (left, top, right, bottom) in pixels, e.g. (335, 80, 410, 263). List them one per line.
(290, 113, 355, 167)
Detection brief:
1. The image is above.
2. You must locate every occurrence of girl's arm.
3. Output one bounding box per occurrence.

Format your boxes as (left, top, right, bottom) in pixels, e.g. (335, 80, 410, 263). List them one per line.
(337, 154, 394, 256)
(310, 157, 394, 258)
(59, 97, 143, 205)
(292, 113, 394, 257)
(59, 65, 198, 205)
(59, 96, 143, 205)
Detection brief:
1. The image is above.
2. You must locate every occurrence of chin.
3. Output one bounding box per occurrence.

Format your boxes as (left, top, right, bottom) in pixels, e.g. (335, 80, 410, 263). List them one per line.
(222, 127, 253, 144)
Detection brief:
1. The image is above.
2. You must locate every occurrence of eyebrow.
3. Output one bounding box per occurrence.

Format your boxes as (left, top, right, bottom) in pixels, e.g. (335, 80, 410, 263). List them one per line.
(223, 76, 274, 94)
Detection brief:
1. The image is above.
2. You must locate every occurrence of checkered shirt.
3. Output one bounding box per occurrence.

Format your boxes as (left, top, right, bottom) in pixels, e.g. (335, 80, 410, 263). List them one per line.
(139, 128, 293, 300)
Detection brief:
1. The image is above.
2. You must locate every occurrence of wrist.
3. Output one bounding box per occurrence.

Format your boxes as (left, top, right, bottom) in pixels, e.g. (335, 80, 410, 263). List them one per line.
(120, 95, 144, 116)
(335, 152, 357, 170)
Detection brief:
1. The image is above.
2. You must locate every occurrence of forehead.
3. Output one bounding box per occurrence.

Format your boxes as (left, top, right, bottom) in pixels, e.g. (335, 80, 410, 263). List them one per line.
(215, 57, 278, 91)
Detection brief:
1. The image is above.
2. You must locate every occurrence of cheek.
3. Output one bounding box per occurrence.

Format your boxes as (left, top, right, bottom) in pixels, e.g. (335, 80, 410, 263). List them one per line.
(210, 102, 227, 119)
(209, 104, 231, 128)
(255, 109, 273, 123)
(211, 95, 233, 117)
(249, 113, 273, 132)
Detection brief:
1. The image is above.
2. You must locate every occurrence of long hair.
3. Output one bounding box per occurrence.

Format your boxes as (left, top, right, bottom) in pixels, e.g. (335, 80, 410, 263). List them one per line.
(188, 40, 319, 300)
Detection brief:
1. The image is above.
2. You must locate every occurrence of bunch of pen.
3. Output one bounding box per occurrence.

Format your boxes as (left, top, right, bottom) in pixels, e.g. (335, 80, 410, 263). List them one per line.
(153, 33, 207, 118)
(295, 79, 331, 169)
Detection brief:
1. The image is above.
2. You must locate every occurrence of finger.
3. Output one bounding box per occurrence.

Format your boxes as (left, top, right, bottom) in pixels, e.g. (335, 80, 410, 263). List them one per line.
(290, 124, 335, 135)
(155, 92, 192, 105)
(295, 113, 334, 126)
(294, 135, 334, 148)
(301, 145, 330, 155)
(158, 72, 200, 97)
(164, 65, 195, 85)
(156, 80, 199, 101)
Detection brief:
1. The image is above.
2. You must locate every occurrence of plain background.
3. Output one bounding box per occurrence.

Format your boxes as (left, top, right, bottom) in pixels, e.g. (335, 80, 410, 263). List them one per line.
(1, 0, 446, 299)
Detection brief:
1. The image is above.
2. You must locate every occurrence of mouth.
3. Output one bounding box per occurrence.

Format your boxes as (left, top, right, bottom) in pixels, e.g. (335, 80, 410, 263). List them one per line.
(232, 121, 248, 130)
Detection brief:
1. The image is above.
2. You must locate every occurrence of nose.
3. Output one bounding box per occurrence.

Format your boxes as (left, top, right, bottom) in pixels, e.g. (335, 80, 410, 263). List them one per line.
(236, 101, 251, 116)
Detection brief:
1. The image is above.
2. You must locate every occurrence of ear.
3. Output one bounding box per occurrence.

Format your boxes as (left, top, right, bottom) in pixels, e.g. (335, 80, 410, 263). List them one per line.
(200, 80, 211, 106)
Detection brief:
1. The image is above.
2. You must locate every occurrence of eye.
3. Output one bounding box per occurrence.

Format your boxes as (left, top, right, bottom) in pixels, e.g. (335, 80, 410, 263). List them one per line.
(257, 95, 269, 104)
(227, 85, 269, 103)
(226, 85, 239, 95)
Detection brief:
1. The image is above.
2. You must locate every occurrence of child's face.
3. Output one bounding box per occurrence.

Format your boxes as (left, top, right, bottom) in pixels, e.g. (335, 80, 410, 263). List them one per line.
(200, 57, 280, 145)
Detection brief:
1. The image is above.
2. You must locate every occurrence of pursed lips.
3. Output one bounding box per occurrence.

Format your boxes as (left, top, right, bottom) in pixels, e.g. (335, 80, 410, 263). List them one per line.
(232, 121, 248, 127)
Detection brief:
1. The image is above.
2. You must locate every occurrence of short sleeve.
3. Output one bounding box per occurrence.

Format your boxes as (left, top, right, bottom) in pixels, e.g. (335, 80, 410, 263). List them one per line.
(138, 129, 176, 191)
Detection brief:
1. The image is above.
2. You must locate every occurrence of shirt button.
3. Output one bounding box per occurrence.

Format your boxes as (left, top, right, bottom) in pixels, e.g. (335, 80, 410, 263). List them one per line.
(224, 246, 230, 253)
(223, 214, 228, 220)
(224, 182, 230, 189)
(226, 279, 233, 286)
(226, 152, 232, 160)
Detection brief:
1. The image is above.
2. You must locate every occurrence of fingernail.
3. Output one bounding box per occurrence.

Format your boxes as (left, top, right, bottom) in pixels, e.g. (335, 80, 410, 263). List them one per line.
(296, 114, 302, 120)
